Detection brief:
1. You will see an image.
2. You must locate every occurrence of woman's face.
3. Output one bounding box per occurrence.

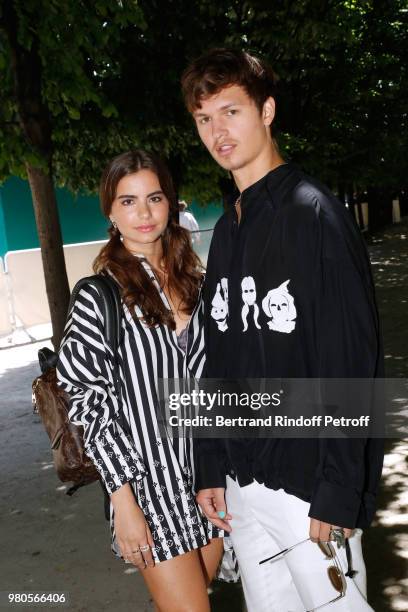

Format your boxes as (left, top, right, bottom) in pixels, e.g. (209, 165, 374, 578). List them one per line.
(109, 170, 170, 255)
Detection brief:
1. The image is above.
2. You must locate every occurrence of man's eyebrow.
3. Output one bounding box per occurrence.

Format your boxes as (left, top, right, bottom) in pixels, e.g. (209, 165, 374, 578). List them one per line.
(194, 102, 240, 117)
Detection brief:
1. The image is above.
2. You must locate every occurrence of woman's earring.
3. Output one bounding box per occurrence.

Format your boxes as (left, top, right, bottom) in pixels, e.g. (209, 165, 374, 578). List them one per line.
(112, 220, 118, 230)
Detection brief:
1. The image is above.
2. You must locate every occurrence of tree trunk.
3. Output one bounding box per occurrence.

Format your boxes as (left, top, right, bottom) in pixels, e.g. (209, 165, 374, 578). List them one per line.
(2, 0, 70, 348)
(26, 164, 70, 348)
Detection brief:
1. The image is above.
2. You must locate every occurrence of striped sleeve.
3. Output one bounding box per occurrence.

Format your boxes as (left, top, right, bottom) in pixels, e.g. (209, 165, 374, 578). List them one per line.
(56, 285, 147, 494)
(186, 296, 206, 379)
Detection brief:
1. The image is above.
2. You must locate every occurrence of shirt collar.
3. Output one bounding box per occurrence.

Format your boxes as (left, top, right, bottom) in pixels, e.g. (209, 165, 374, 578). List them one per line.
(239, 162, 292, 211)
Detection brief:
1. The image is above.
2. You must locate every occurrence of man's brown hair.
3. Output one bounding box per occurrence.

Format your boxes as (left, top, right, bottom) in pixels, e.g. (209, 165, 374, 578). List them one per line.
(181, 48, 277, 113)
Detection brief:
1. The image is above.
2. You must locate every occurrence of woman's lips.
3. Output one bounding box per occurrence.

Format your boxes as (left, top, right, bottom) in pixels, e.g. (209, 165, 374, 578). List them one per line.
(135, 225, 156, 232)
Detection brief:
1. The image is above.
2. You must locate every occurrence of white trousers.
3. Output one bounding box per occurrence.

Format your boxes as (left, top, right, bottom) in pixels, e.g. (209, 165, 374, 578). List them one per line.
(225, 476, 373, 612)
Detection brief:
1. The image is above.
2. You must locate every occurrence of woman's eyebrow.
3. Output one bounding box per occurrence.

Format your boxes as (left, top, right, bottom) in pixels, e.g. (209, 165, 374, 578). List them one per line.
(117, 190, 163, 199)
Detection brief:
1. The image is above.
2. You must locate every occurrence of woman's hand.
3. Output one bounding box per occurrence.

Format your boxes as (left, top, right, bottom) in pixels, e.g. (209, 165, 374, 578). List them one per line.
(111, 483, 154, 569)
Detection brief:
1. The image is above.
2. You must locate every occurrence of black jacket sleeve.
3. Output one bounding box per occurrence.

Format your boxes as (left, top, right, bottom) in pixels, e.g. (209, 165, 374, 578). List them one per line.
(308, 203, 384, 528)
(194, 232, 229, 491)
(193, 440, 227, 490)
(193, 359, 228, 490)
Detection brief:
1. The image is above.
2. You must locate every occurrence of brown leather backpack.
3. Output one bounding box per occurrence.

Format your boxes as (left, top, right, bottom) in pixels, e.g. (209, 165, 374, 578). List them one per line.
(32, 274, 122, 497)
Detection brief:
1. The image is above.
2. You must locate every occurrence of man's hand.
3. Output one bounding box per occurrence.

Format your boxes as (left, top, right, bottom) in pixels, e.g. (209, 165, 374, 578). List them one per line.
(309, 518, 352, 543)
(196, 487, 232, 532)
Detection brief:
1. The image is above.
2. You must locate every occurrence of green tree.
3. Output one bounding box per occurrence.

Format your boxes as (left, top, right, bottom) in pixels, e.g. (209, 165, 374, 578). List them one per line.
(0, 1, 406, 348)
(0, 0, 145, 347)
(118, 0, 407, 199)
(216, 0, 408, 194)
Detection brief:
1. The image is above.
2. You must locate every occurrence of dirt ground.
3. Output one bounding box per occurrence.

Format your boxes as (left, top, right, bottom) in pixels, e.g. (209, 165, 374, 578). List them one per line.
(0, 341, 154, 612)
(1, 220, 408, 612)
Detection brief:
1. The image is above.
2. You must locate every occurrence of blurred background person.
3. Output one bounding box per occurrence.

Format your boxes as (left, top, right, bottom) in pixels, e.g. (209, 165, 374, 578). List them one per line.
(179, 200, 201, 245)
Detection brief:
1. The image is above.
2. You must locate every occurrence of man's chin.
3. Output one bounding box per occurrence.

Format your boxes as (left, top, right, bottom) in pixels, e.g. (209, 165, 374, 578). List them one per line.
(213, 154, 244, 172)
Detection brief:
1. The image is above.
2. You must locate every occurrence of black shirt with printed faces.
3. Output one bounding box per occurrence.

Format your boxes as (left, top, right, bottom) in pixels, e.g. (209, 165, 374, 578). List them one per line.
(197, 162, 384, 530)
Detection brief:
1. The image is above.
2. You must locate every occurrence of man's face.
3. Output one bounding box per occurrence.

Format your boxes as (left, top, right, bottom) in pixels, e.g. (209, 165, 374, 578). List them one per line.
(192, 84, 274, 172)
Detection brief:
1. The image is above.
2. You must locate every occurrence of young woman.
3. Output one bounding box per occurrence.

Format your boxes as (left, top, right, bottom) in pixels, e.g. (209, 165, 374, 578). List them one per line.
(56, 150, 224, 611)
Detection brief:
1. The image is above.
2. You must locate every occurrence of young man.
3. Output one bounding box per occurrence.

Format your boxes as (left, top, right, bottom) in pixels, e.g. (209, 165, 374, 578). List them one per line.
(181, 49, 384, 611)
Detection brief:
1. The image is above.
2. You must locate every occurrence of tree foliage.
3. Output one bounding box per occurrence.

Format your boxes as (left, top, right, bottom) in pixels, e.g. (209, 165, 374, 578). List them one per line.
(1, 0, 407, 201)
(1, 0, 405, 343)
(0, 0, 145, 176)
(0, 0, 147, 346)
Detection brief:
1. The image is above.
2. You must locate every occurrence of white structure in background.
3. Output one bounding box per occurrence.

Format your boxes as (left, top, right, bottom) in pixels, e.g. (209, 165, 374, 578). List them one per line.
(353, 201, 369, 232)
(392, 198, 401, 224)
(354, 197, 402, 232)
(0, 240, 107, 344)
(0, 258, 12, 337)
(0, 228, 216, 346)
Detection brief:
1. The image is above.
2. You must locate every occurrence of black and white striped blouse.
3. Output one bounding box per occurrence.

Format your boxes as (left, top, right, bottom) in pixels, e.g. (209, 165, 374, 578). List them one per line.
(56, 256, 220, 563)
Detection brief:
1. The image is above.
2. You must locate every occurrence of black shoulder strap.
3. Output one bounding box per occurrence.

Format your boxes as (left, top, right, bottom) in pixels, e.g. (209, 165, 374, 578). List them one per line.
(67, 274, 124, 513)
(68, 274, 122, 352)
(38, 274, 122, 374)
(69, 273, 123, 407)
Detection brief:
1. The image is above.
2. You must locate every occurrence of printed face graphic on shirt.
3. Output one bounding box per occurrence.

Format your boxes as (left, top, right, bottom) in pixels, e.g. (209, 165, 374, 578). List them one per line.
(261, 280, 297, 333)
(241, 276, 256, 305)
(211, 279, 228, 331)
(220, 277, 229, 303)
(241, 276, 261, 332)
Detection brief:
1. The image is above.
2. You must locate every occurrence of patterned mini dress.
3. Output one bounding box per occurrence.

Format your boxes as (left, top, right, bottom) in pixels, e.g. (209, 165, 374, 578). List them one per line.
(56, 257, 222, 563)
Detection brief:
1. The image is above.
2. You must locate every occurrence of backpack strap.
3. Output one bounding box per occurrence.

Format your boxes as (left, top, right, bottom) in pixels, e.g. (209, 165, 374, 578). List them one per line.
(68, 274, 122, 352)
(38, 274, 122, 374)
(67, 274, 125, 516)
(69, 274, 123, 397)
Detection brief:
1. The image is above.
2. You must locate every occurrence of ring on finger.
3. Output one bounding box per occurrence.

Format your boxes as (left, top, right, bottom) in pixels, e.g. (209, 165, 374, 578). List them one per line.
(140, 545, 150, 552)
(330, 528, 345, 549)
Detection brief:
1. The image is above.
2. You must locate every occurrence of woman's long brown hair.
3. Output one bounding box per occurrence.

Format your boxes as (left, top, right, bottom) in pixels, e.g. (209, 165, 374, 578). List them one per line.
(94, 150, 204, 329)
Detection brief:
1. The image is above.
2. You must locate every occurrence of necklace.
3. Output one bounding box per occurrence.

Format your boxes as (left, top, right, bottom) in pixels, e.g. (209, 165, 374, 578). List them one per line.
(234, 194, 242, 223)
(149, 265, 167, 290)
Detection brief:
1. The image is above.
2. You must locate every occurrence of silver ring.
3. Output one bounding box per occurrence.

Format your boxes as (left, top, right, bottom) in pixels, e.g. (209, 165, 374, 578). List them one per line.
(140, 544, 150, 552)
(330, 528, 345, 549)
